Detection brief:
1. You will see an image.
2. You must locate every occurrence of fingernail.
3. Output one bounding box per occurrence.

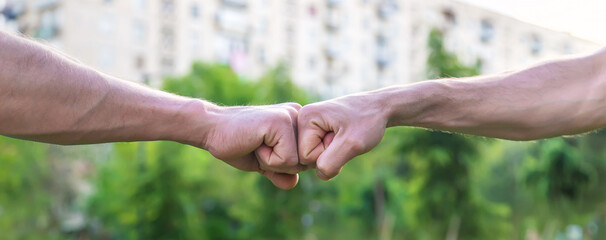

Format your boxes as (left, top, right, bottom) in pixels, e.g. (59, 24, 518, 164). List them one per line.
(317, 170, 332, 181)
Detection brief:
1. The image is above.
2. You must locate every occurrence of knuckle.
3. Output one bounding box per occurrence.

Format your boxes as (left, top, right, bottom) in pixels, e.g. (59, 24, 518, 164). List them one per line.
(301, 145, 321, 162)
(298, 106, 322, 125)
(286, 107, 299, 120)
(286, 102, 302, 110)
(268, 110, 293, 125)
(298, 139, 322, 162)
(317, 162, 340, 179)
(284, 157, 299, 167)
(298, 104, 319, 117)
(267, 157, 298, 169)
(300, 156, 316, 166)
(266, 157, 287, 168)
(301, 151, 314, 162)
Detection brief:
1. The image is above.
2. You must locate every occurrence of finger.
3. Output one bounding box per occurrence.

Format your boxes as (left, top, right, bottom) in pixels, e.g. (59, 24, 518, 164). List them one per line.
(315, 134, 367, 181)
(284, 105, 299, 138)
(280, 102, 302, 111)
(255, 143, 274, 166)
(255, 143, 305, 174)
(323, 131, 336, 147)
(260, 170, 299, 190)
(257, 114, 301, 173)
(280, 103, 301, 135)
(297, 118, 333, 165)
(284, 107, 316, 172)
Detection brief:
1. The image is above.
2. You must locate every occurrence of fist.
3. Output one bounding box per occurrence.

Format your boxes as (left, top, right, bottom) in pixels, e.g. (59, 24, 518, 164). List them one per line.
(203, 103, 307, 190)
(297, 94, 389, 180)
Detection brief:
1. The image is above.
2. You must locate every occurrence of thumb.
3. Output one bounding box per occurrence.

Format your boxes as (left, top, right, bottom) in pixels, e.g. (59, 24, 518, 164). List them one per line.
(260, 170, 299, 190)
(315, 134, 367, 181)
(297, 109, 336, 166)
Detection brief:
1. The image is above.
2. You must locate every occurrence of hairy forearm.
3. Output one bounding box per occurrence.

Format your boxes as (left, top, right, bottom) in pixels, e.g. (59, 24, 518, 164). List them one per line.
(380, 49, 606, 140)
(0, 31, 215, 146)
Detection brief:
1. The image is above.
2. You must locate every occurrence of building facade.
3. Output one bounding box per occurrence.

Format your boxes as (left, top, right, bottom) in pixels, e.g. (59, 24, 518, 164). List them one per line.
(1, 0, 601, 97)
(407, 0, 601, 82)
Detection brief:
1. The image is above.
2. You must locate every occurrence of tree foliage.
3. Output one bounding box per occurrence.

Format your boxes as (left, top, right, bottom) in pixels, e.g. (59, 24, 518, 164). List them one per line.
(2, 29, 606, 240)
(0, 137, 62, 239)
(86, 63, 315, 240)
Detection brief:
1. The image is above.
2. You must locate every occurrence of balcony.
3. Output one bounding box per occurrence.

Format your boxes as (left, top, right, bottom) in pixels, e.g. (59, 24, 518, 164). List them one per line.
(215, 9, 248, 35)
(325, 10, 341, 31)
(222, 0, 247, 8)
(324, 42, 341, 60)
(37, 0, 60, 10)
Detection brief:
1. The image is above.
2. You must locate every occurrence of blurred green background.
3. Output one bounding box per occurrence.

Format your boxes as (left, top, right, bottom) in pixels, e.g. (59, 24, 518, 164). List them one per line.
(1, 30, 605, 240)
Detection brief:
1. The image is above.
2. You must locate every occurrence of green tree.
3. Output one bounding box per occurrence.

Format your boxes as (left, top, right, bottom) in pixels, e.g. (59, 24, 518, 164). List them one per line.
(399, 29, 509, 239)
(0, 137, 64, 239)
(87, 63, 315, 240)
(298, 28, 510, 240)
(516, 136, 605, 239)
(426, 29, 481, 79)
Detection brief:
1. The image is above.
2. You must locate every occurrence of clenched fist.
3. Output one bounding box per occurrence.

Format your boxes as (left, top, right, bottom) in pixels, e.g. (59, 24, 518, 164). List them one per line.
(297, 93, 389, 180)
(199, 103, 308, 190)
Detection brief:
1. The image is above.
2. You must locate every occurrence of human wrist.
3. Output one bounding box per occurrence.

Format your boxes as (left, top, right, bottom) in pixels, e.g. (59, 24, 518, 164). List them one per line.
(380, 81, 449, 128)
(166, 98, 223, 150)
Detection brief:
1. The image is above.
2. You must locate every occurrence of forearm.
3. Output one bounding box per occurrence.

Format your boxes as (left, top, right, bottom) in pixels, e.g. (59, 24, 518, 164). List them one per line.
(379, 50, 606, 140)
(0, 31, 215, 146)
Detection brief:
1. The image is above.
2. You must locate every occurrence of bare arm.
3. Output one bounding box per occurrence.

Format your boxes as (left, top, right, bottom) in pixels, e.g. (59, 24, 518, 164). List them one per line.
(385, 49, 606, 140)
(0, 31, 202, 144)
(0, 31, 305, 189)
(298, 48, 606, 180)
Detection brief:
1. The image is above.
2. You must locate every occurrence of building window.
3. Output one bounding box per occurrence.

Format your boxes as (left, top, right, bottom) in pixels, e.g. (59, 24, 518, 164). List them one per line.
(132, 0, 146, 13)
(162, 0, 174, 14)
(132, 20, 146, 43)
(480, 19, 494, 43)
(529, 34, 542, 55)
(257, 48, 266, 64)
(222, 0, 248, 8)
(326, 9, 342, 30)
(363, 18, 371, 30)
(37, 9, 60, 39)
(1, 2, 24, 21)
(378, 0, 398, 19)
(308, 57, 316, 70)
(286, 26, 294, 45)
(258, 18, 268, 34)
(561, 42, 573, 54)
(216, 8, 248, 34)
(135, 55, 145, 70)
(191, 3, 200, 18)
(441, 8, 456, 25)
(376, 34, 387, 48)
(189, 31, 201, 56)
(161, 26, 175, 50)
(215, 35, 231, 63)
(98, 13, 115, 37)
(161, 57, 174, 71)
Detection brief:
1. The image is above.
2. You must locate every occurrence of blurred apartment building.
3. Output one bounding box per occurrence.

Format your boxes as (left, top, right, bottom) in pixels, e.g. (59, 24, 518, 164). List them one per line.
(0, 0, 601, 97)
